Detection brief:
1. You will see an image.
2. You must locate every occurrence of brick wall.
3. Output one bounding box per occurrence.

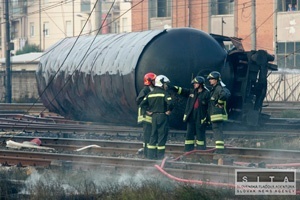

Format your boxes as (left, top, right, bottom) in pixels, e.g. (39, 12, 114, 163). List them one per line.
(236, 0, 275, 52)
(132, 0, 210, 31)
(131, 0, 275, 53)
(132, 0, 149, 31)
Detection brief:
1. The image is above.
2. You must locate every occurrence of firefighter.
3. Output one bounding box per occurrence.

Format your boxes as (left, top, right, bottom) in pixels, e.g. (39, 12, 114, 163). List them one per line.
(207, 71, 229, 153)
(167, 76, 210, 151)
(139, 75, 174, 159)
(136, 72, 157, 158)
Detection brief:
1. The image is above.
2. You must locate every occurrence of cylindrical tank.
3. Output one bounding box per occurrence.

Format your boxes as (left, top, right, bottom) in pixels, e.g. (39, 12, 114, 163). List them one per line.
(36, 28, 230, 128)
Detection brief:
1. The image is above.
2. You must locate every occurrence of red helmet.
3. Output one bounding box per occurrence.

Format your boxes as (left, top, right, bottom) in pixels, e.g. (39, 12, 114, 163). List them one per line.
(143, 72, 157, 86)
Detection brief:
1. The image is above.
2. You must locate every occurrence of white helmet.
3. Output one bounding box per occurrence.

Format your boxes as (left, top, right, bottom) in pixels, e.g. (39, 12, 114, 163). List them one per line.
(155, 75, 170, 87)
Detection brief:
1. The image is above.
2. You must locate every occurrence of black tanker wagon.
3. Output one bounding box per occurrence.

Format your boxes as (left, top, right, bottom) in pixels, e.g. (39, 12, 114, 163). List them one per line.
(36, 28, 277, 129)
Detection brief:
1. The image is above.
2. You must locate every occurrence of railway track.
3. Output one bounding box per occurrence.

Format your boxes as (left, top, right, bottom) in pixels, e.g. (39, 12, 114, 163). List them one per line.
(0, 105, 299, 134)
(1, 102, 300, 193)
(1, 135, 300, 164)
(0, 103, 299, 134)
(1, 102, 298, 116)
(0, 103, 52, 116)
(1, 137, 300, 188)
(1, 135, 300, 161)
(0, 117, 299, 139)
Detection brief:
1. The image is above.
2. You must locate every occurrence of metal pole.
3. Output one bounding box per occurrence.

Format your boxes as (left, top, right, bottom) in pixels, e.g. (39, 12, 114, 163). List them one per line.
(39, 0, 41, 49)
(43, 23, 45, 50)
(95, 0, 102, 34)
(274, 1, 278, 65)
(234, 0, 238, 37)
(221, 17, 223, 35)
(73, 0, 75, 36)
(251, 0, 256, 50)
(208, 0, 211, 33)
(5, 0, 11, 103)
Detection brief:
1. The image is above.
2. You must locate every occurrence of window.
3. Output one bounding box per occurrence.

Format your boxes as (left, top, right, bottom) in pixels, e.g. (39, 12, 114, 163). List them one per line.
(43, 22, 49, 36)
(30, 22, 34, 37)
(66, 21, 72, 36)
(149, 0, 171, 18)
(11, 21, 18, 40)
(122, 18, 128, 32)
(81, 0, 90, 13)
(157, 0, 166, 17)
(81, 20, 91, 34)
(81, 20, 85, 30)
(277, 0, 299, 12)
(211, 0, 234, 15)
(11, 0, 26, 15)
(277, 41, 300, 68)
(0, 18, 1, 47)
(12, 0, 18, 6)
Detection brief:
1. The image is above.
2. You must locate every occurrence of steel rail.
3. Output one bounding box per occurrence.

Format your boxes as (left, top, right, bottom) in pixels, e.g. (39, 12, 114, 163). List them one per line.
(1, 150, 300, 188)
(2, 136, 300, 167)
(2, 135, 300, 158)
(0, 122, 299, 138)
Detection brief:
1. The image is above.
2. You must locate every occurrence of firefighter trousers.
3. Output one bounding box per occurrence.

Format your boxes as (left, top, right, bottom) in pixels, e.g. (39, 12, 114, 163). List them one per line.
(185, 120, 206, 151)
(142, 122, 152, 157)
(211, 121, 224, 153)
(148, 113, 169, 159)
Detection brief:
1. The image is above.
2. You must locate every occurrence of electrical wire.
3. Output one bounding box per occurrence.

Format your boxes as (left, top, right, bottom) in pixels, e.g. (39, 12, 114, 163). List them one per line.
(3, 0, 276, 54)
(17, 2, 294, 62)
(243, 9, 277, 41)
(9, 0, 102, 132)
(2, 0, 298, 124)
(11, 0, 146, 133)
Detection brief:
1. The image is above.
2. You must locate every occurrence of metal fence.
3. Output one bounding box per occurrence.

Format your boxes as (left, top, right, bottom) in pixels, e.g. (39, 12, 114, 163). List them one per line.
(265, 72, 300, 102)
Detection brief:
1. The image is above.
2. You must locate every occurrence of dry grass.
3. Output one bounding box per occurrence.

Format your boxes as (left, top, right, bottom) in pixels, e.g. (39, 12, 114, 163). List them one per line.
(0, 167, 299, 200)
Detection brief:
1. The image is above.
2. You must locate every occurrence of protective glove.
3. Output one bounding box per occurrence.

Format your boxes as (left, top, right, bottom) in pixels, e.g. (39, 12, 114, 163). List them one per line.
(215, 103, 224, 108)
(166, 82, 178, 91)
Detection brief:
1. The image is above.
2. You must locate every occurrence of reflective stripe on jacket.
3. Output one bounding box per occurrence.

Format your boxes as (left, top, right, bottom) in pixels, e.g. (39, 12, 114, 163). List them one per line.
(208, 84, 228, 122)
(136, 86, 152, 124)
(174, 86, 210, 123)
(140, 87, 174, 113)
(137, 107, 152, 123)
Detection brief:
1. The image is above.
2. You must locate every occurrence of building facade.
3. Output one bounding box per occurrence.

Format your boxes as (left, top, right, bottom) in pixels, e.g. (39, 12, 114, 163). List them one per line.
(131, 0, 300, 69)
(0, 0, 132, 57)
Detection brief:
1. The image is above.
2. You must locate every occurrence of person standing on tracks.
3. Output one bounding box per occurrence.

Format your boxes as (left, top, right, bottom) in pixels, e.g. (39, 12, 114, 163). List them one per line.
(136, 72, 157, 158)
(167, 76, 210, 151)
(139, 75, 174, 159)
(207, 71, 230, 154)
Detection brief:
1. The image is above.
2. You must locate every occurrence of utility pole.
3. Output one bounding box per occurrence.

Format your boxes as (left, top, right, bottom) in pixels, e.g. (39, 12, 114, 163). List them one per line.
(95, 0, 102, 34)
(43, 24, 45, 50)
(221, 17, 226, 35)
(4, 0, 11, 103)
(39, 0, 42, 49)
(73, 0, 75, 36)
(251, 0, 256, 50)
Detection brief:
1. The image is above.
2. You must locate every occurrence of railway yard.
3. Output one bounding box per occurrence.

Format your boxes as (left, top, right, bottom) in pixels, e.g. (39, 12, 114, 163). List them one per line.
(0, 103, 300, 199)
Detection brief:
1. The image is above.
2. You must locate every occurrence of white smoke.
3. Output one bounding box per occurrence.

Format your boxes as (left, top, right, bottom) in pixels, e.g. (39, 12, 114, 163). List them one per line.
(277, 68, 300, 73)
(20, 167, 170, 195)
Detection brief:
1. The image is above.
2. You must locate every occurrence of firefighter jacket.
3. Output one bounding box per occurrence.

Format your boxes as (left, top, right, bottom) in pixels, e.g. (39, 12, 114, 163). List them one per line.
(136, 86, 152, 124)
(208, 83, 228, 122)
(139, 87, 174, 114)
(174, 86, 210, 123)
